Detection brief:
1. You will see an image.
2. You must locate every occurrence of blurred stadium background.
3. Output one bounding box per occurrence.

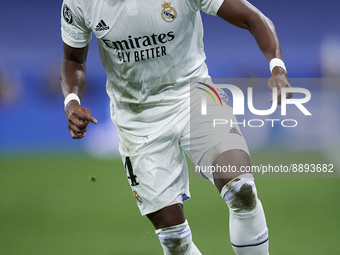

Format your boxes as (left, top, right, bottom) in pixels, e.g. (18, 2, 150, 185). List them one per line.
(0, 0, 339, 254)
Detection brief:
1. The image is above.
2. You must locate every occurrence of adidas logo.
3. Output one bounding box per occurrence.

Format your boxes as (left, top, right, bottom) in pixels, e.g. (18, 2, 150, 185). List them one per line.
(229, 127, 242, 136)
(95, 20, 109, 31)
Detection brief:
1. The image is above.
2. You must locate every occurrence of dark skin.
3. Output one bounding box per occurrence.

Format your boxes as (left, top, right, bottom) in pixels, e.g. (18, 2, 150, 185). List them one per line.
(61, 44, 97, 139)
(60, 0, 292, 230)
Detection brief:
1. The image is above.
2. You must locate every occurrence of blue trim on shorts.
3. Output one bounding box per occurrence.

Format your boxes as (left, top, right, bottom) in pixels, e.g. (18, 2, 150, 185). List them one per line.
(182, 193, 190, 201)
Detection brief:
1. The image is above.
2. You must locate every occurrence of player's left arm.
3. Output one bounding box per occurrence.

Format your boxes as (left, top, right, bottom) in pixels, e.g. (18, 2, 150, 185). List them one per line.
(217, 0, 292, 104)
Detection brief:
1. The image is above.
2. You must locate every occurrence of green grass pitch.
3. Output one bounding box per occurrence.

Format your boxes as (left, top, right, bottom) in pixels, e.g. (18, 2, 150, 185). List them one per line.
(0, 151, 339, 254)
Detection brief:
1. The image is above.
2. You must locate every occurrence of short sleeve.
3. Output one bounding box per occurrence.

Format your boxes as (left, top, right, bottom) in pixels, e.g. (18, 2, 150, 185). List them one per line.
(188, 0, 224, 16)
(61, 0, 92, 48)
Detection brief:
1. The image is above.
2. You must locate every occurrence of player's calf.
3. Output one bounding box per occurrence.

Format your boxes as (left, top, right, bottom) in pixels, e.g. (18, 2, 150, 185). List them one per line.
(156, 220, 201, 255)
(221, 175, 269, 255)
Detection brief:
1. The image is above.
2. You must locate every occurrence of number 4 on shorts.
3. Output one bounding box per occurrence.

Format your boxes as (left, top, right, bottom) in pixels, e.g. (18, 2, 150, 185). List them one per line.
(125, 157, 139, 186)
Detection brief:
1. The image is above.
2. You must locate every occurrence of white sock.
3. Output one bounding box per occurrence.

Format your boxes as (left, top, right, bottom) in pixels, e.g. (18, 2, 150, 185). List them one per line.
(221, 176, 269, 255)
(156, 220, 202, 255)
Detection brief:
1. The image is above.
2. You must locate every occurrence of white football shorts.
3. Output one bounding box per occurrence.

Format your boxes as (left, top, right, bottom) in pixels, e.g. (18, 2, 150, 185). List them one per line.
(117, 89, 249, 216)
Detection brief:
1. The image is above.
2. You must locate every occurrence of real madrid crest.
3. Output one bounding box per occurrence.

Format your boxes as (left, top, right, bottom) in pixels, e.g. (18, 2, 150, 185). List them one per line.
(161, 1, 177, 22)
(133, 190, 143, 205)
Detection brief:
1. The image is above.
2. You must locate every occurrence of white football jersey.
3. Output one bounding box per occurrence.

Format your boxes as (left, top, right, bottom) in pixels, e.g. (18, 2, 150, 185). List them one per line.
(61, 0, 224, 135)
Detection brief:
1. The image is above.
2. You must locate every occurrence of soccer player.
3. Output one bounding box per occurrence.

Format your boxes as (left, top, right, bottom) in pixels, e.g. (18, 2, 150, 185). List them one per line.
(60, 0, 291, 254)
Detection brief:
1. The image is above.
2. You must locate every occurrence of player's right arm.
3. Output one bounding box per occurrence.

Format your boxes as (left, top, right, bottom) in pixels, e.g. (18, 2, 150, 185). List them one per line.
(60, 43, 97, 139)
(216, 0, 292, 104)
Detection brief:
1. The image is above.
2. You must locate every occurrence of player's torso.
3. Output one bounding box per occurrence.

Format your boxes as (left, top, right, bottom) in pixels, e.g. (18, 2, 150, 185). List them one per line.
(82, 0, 205, 87)
(90, 0, 187, 61)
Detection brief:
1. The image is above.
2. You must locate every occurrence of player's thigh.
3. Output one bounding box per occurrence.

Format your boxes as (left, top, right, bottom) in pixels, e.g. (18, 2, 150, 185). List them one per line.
(181, 93, 250, 184)
(117, 115, 190, 217)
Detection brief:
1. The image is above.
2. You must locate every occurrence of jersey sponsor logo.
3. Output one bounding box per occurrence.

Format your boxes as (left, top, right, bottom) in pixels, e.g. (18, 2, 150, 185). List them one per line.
(101, 31, 175, 63)
(63, 4, 74, 24)
(102, 31, 175, 51)
(95, 20, 110, 31)
(62, 23, 77, 38)
(133, 190, 143, 205)
(161, 1, 177, 22)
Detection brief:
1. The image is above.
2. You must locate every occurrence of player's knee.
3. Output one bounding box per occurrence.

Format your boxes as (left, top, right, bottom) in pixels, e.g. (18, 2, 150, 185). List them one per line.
(156, 220, 193, 255)
(221, 175, 258, 213)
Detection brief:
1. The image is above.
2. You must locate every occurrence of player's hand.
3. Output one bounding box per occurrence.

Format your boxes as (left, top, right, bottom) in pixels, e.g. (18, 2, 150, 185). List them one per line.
(268, 66, 293, 105)
(65, 100, 98, 139)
